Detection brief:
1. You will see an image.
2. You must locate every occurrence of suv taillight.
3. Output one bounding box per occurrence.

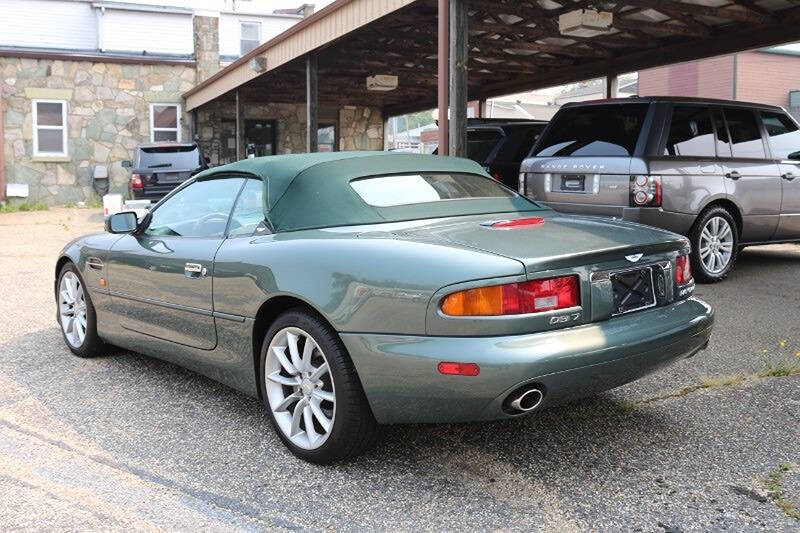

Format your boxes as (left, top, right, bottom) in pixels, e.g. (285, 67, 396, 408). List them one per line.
(630, 175, 661, 207)
(130, 173, 143, 189)
(676, 254, 692, 285)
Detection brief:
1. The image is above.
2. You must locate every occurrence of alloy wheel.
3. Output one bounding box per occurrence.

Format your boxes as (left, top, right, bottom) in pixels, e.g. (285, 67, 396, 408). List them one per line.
(265, 327, 336, 450)
(698, 216, 734, 274)
(59, 271, 87, 348)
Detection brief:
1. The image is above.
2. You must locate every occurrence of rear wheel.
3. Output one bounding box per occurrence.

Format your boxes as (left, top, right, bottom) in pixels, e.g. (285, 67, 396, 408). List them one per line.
(56, 263, 107, 357)
(259, 309, 379, 463)
(689, 206, 738, 283)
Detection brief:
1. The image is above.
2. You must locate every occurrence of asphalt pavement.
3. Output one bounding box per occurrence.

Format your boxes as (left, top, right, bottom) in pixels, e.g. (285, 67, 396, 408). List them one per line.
(1, 208, 798, 531)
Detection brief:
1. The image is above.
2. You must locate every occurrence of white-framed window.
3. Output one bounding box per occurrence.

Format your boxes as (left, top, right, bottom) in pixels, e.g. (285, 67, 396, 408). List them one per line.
(240, 21, 261, 55)
(33, 100, 68, 156)
(150, 103, 181, 142)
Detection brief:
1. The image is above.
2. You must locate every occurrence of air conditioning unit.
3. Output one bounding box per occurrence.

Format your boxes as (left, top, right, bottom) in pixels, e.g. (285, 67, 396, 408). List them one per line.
(366, 74, 398, 92)
(559, 9, 613, 38)
(250, 56, 267, 73)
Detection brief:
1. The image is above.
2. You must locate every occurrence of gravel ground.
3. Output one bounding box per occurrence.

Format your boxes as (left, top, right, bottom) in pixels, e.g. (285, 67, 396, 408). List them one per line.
(1, 208, 798, 531)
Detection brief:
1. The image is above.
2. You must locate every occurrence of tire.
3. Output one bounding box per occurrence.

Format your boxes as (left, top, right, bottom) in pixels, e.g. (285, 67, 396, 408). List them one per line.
(259, 308, 380, 463)
(56, 262, 107, 357)
(689, 206, 739, 283)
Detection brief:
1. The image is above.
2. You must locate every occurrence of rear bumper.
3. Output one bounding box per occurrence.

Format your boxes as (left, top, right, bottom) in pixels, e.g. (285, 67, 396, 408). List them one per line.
(130, 184, 181, 200)
(543, 201, 696, 235)
(341, 297, 713, 424)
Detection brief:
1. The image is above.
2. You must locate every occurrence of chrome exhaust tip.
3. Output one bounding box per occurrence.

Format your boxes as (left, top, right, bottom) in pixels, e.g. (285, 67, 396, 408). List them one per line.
(505, 386, 544, 414)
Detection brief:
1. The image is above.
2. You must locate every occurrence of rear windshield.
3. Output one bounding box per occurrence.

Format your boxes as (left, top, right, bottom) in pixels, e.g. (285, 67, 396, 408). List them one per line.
(534, 103, 649, 157)
(137, 145, 202, 170)
(467, 130, 503, 162)
(350, 172, 515, 207)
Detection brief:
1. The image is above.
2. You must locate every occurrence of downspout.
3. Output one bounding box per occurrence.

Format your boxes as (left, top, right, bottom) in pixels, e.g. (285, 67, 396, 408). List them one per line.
(0, 94, 5, 201)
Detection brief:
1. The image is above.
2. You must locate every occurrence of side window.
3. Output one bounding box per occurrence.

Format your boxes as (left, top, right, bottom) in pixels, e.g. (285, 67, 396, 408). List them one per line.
(712, 108, 732, 157)
(723, 108, 766, 159)
(664, 106, 716, 157)
(228, 179, 266, 237)
(144, 178, 244, 238)
(760, 111, 800, 160)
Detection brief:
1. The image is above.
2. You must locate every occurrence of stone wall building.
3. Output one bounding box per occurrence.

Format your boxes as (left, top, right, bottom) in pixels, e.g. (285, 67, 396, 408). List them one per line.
(1, 57, 195, 204)
(1, 0, 386, 206)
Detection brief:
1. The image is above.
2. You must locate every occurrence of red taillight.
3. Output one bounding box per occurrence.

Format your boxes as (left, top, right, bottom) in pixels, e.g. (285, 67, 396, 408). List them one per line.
(130, 173, 143, 189)
(676, 254, 692, 284)
(630, 175, 661, 207)
(492, 171, 502, 181)
(437, 362, 480, 376)
(490, 217, 546, 229)
(441, 275, 580, 316)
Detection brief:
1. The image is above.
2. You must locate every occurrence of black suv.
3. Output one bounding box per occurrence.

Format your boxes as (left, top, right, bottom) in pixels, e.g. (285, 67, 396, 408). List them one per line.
(434, 119, 548, 189)
(466, 119, 548, 189)
(124, 142, 209, 200)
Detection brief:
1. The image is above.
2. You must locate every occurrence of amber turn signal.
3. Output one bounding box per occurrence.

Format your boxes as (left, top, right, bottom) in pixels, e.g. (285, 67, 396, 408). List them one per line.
(441, 275, 580, 316)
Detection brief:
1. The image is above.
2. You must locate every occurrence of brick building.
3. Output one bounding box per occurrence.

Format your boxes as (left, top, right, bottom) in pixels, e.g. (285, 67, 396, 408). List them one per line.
(639, 47, 800, 119)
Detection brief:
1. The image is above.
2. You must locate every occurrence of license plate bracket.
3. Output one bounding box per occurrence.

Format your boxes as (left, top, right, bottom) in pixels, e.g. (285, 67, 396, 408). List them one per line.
(611, 267, 656, 316)
(560, 174, 586, 192)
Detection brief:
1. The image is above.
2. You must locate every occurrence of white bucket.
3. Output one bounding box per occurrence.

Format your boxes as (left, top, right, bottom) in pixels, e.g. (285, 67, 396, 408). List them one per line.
(103, 194, 123, 217)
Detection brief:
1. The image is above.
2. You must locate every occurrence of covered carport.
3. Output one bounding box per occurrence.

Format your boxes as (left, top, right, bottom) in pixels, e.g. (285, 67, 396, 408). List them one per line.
(182, 0, 800, 160)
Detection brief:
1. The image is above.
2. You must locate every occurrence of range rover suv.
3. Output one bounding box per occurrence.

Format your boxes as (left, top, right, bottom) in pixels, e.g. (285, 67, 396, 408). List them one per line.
(124, 142, 209, 201)
(520, 97, 800, 282)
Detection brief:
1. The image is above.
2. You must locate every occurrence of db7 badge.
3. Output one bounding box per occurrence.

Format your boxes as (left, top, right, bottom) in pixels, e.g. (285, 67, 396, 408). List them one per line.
(550, 312, 581, 325)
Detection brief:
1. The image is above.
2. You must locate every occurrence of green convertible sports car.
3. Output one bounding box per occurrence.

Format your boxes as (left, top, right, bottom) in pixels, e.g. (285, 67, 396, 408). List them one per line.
(55, 152, 713, 463)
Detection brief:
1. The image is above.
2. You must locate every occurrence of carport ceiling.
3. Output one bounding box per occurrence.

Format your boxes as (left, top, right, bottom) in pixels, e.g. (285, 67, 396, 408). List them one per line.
(227, 0, 800, 114)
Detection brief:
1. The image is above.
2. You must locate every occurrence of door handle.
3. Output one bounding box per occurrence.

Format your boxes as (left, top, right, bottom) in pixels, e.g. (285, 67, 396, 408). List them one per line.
(782, 172, 796, 181)
(184, 263, 207, 278)
(725, 171, 741, 180)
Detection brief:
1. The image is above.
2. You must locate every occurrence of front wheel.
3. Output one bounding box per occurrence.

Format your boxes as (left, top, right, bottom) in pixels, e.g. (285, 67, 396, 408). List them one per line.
(56, 263, 107, 357)
(689, 206, 738, 283)
(259, 309, 379, 463)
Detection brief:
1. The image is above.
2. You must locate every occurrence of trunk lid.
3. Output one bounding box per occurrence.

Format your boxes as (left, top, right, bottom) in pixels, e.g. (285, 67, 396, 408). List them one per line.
(392, 211, 686, 274)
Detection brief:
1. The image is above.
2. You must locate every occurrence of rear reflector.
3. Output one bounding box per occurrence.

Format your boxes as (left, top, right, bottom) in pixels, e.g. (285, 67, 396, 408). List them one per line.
(676, 254, 692, 284)
(489, 217, 546, 229)
(441, 275, 580, 316)
(437, 362, 480, 376)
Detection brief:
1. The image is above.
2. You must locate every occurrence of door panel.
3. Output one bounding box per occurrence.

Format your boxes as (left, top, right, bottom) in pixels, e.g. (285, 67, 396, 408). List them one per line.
(720, 107, 780, 242)
(107, 177, 245, 349)
(721, 160, 781, 241)
(109, 235, 223, 349)
(776, 161, 800, 239)
(652, 105, 725, 219)
(760, 110, 800, 240)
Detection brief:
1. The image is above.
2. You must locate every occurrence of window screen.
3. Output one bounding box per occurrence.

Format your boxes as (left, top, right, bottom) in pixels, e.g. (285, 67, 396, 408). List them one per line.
(534, 104, 648, 157)
(34, 100, 67, 155)
(665, 106, 716, 157)
(760, 111, 800, 160)
(151, 104, 180, 142)
(240, 22, 261, 55)
(723, 108, 765, 159)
